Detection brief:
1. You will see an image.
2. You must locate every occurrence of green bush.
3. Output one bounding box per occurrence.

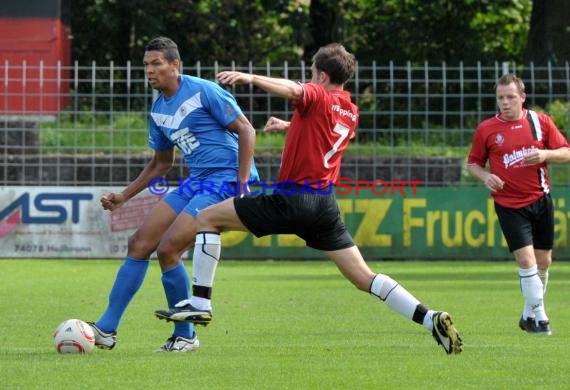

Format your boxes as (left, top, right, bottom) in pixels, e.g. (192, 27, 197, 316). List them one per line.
(532, 99, 570, 134)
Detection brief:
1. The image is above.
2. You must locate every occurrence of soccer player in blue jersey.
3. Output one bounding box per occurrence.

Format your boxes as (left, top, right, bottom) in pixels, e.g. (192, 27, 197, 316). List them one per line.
(87, 36, 259, 352)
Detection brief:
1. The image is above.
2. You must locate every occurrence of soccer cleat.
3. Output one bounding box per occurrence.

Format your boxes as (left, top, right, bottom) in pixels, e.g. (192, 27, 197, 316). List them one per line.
(536, 320, 552, 336)
(519, 316, 552, 335)
(518, 316, 536, 332)
(155, 302, 212, 326)
(431, 311, 463, 354)
(88, 322, 117, 350)
(155, 335, 200, 353)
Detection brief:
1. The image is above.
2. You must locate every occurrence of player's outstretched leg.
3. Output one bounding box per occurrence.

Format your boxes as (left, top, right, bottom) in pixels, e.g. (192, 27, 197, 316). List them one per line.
(431, 311, 463, 354)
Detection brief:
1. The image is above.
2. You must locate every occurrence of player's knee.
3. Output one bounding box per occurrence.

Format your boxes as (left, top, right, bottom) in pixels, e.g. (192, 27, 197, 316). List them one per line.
(195, 208, 216, 229)
(156, 239, 182, 268)
(127, 231, 156, 259)
(156, 234, 176, 256)
(536, 254, 552, 270)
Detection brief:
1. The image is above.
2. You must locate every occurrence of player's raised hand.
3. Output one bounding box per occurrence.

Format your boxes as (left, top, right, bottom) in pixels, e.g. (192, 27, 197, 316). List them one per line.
(217, 71, 254, 85)
(264, 117, 290, 132)
(100, 192, 126, 211)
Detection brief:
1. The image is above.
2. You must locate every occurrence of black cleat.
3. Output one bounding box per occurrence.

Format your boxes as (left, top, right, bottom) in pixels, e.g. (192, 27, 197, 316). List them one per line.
(518, 316, 535, 332)
(155, 302, 212, 326)
(519, 316, 552, 336)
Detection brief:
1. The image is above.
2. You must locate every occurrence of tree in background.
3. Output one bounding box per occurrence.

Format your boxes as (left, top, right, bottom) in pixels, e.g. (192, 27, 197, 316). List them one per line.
(525, 0, 570, 65)
(71, 0, 165, 64)
(338, 0, 532, 64)
(70, 0, 567, 66)
(71, 0, 306, 65)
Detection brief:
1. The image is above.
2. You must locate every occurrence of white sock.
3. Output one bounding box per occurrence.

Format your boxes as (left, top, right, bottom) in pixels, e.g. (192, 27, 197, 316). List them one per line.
(189, 232, 221, 310)
(370, 274, 424, 324)
(423, 310, 437, 331)
(522, 302, 534, 320)
(519, 265, 548, 322)
(537, 269, 549, 295)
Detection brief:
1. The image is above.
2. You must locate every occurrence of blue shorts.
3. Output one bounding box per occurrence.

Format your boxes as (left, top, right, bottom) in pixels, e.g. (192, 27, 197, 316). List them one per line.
(163, 180, 237, 217)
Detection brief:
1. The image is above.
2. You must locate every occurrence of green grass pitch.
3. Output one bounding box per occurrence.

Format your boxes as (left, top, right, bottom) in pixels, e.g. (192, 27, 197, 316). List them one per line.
(1, 259, 569, 389)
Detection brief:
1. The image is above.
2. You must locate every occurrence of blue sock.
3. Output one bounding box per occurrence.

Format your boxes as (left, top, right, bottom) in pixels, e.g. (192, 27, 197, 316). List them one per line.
(96, 256, 150, 332)
(162, 262, 194, 339)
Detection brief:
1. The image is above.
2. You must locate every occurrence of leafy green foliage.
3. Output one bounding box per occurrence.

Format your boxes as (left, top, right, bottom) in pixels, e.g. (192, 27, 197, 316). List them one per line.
(70, 0, 535, 65)
(530, 99, 570, 138)
(470, 0, 532, 60)
(545, 100, 570, 132)
(344, 0, 532, 63)
(71, 0, 307, 65)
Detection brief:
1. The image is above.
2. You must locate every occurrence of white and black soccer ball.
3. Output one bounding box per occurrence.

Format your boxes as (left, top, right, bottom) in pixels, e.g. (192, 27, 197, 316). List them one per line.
(53, 319, 95, 353)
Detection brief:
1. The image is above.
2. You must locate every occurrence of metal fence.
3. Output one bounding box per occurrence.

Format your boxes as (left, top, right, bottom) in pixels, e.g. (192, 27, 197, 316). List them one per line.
(2, 60, 569, 187)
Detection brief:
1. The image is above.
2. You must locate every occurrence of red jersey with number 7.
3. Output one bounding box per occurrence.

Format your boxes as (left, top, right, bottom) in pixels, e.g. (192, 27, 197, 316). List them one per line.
(278, 82, 359, 188)
(467, 109, 570, 208)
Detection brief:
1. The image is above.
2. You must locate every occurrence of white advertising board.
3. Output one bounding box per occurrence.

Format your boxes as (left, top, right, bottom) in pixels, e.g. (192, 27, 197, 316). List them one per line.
(0, 187, 162, 258)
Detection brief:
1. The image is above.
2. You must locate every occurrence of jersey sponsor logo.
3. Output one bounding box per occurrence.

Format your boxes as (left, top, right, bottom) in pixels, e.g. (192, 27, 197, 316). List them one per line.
(171, 127, 200, 155)
(503, 146, 537, 168)
(331, 104, 357, 122)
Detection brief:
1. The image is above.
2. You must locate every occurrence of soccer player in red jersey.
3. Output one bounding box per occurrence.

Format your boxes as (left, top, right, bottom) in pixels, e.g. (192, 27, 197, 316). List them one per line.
(155, 43, 462, 354)
(467, 73, 570, 335)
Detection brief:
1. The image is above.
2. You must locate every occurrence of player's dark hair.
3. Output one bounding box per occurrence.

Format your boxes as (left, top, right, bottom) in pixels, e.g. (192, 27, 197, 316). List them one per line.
(312, 43, 355, 85)
(496, 73, 526, 95)
(145, 37, 181, 62)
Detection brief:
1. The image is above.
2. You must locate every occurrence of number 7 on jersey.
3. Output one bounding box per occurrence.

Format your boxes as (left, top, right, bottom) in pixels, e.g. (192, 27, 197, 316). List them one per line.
(324, 123, 350, 168)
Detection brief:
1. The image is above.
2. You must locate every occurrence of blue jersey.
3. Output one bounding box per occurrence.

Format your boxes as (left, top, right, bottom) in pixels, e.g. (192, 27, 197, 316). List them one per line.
(148, 74, 259, 182)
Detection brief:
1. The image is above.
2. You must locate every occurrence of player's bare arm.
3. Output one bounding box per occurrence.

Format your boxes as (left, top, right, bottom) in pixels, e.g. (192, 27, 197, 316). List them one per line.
(100, 149, 175, 211)
(217, 71, 303, 100)
(466, 163, 504, 192)
(226, 114, 256, 193)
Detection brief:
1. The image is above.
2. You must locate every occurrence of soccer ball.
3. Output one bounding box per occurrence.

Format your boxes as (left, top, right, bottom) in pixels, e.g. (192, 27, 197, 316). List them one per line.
(53, 319, 95, 353)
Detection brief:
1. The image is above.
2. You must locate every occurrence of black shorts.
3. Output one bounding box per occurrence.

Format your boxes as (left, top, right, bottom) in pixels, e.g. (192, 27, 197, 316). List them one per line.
(494, 194, 554, 252)
(233, 186, 354, 251)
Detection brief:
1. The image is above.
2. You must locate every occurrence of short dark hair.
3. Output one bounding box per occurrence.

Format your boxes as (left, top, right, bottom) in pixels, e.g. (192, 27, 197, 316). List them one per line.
(145, 37, 181, 62)
(312, 43, 355, 85)
(496, 73, 526, 95)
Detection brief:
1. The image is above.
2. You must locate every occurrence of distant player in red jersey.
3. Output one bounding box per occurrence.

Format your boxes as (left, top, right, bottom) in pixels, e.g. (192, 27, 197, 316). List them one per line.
(467, 73, 570, 335)
(154, 43, 463, 354)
